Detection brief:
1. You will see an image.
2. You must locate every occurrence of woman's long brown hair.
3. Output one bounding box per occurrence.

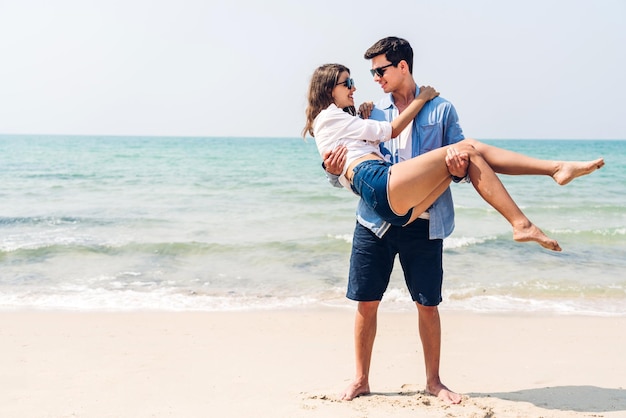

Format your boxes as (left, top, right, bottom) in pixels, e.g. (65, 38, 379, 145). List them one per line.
(302, 63, 350, 138)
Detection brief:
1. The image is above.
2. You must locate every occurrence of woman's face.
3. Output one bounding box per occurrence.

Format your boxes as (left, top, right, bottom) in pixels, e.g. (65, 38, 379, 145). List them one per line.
(332, 71, 356, 109)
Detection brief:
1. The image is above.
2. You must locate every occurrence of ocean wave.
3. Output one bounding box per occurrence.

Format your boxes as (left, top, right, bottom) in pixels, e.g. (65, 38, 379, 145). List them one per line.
(0, 216, 84, 226)
(0, 285, 343, 313)
(0, 237, 351, 259)
(551, 227, 625, 236)
(445, 281, 626, 301)
(329, 234, 353, 244)
(440, 294, 626, 317)
(443, 235, 497, 249)
(454, 202, 625, 214)
(0, 241, 248, 257)
(0, 285, 623, 316)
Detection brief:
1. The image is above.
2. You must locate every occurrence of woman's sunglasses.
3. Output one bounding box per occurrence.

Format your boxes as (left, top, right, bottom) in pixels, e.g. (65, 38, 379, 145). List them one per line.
(336, 78, 355, 89)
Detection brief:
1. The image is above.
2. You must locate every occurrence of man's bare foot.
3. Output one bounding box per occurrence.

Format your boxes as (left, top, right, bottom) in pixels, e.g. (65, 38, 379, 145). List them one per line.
(340, 380, 370, 401)
(552, 158, 605, 185)
(427, 382, 462, 404)
(513, 222, 561, 252)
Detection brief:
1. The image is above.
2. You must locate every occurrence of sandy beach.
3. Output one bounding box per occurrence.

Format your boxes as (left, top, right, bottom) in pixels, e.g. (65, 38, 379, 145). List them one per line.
(1, 309, 624, 418)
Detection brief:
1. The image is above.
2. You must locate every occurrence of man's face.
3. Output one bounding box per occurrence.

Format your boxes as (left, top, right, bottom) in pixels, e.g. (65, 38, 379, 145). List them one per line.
(370, 54, 399, 94)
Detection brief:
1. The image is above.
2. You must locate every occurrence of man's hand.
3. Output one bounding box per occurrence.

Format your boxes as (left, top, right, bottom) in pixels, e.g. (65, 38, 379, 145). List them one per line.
(323, 145, 347, 176)
(357, 101, 374, 119)
(445, 147, 468, 179)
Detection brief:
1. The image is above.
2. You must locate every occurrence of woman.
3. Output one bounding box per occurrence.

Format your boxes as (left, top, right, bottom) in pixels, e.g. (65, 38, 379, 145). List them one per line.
(303, 63, 605, 251)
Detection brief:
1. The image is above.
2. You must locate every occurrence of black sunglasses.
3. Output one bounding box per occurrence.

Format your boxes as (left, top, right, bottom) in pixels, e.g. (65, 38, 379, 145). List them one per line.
(336, 77, 355, 89)
(370, 63, 395, 77)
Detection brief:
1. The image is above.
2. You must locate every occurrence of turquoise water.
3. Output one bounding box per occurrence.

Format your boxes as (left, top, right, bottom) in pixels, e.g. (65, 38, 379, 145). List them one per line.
(1, 135, 624, 315)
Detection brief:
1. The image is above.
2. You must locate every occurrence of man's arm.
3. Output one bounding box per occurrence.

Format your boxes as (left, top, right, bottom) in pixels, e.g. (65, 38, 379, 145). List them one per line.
(442, 102, 470, 183)
(322, 145, 347, 188)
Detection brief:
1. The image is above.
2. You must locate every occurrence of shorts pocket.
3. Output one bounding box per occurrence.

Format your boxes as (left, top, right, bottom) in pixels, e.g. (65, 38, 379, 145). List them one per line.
(359, 180, 379, 210)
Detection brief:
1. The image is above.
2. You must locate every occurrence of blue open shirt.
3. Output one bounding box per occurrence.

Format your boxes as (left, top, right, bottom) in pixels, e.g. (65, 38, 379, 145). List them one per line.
(329, 91, 466, 239)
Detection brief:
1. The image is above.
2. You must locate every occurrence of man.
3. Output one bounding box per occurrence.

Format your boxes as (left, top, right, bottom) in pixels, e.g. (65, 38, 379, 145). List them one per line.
(323, 36, 467, 404)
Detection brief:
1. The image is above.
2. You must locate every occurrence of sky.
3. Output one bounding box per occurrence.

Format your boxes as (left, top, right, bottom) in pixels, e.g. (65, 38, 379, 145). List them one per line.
(1, 0, 625, 139)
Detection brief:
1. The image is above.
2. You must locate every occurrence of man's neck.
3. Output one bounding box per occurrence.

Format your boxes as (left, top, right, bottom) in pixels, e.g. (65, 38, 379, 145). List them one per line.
(391, 80, 418, 113)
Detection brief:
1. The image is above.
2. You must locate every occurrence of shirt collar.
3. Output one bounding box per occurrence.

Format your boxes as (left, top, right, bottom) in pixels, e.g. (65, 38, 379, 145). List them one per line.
(378, 93, 394, 110)
(378, 85, 421, 110)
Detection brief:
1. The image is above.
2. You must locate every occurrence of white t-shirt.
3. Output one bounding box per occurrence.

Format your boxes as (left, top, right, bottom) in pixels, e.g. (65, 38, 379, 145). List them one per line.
(396, 120, 413, 162)
(313, 104, 392, 189)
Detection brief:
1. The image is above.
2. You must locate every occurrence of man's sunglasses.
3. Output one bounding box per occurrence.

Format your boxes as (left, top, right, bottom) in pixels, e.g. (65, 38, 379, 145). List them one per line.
(370, 63, 395, 77)
(336, 78, 355, 89)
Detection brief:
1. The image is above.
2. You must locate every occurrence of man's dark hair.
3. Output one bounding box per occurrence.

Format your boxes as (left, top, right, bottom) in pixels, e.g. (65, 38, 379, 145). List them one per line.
(364, 36, 414, 74)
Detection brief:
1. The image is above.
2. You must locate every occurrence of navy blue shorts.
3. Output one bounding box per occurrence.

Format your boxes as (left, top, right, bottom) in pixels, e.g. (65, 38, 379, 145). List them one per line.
(347, 220, 443, 306)
(350, 160, 413, 226)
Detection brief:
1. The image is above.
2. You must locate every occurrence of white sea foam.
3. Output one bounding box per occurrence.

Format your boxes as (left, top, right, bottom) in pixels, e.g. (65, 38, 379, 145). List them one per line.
(443, 235, 495, 249)
(440, 294, 626, 317)
(330, 234, 353, 244)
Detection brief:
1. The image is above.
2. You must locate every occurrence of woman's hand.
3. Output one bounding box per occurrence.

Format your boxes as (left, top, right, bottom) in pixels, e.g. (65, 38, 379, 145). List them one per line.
(357, 101, 374, 119)
(323, 145, 347, 176)
(418, 85, 439, 101)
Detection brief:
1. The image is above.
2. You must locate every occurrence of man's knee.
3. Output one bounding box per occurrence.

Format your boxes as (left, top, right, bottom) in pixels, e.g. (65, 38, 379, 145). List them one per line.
(416, 303, 439, 317)
(358, 301, 379, 317)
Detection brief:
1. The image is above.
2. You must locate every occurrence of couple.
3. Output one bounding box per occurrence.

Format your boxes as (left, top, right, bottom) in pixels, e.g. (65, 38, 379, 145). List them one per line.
(302, 36, 604, 403)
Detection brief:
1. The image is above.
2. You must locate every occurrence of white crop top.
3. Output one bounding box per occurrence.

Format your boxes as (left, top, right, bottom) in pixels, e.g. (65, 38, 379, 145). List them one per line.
(313, 104, 393, 189)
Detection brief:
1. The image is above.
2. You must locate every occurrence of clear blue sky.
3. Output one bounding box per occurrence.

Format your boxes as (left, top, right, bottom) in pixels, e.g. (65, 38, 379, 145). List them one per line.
(1, 0, 625, 139)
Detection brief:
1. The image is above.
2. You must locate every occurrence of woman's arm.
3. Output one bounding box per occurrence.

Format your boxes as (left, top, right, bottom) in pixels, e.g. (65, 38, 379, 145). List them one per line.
(389, 86, 439, 138)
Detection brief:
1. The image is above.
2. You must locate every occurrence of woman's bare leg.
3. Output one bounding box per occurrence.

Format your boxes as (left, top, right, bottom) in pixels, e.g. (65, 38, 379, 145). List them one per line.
(403, 178, 451, 225)
(462, 138, 604, 185)
(459, 143, 560, 251)
(387, 147, 456, 216)
(387, 144, 561, 251)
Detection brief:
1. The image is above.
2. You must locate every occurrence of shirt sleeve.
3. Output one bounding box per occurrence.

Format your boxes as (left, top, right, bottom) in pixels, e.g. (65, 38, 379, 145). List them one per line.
(442, 103, 465, 146)
(442, 102, 470, 183)
(319, 107, 392, 147)
(326, 172, 342, 188)
(348, 117, 392, 144)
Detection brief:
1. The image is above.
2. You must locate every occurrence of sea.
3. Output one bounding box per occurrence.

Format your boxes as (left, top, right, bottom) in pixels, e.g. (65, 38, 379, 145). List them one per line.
(1, 135, 624, 316)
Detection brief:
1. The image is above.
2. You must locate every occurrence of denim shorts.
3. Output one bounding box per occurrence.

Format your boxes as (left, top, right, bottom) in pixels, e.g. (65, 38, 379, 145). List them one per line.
(347, 220, 443, 305)
(350, 159, 413, 226)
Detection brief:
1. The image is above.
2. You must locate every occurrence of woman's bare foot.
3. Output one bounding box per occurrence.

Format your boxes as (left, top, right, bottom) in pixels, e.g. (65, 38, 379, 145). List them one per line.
(427, 381, 462, 404)
(552, 158, 604, 185)
(513, 222, 561, 251)
(340, 379, 370, 401)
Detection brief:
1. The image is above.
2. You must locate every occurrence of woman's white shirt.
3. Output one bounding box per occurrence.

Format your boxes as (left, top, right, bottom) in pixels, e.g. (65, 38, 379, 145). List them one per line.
(313, 104, 392, 189)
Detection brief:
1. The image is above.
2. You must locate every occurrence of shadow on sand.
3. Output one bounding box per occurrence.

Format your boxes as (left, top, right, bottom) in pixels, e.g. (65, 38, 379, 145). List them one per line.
(469, 385, 626, 413)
